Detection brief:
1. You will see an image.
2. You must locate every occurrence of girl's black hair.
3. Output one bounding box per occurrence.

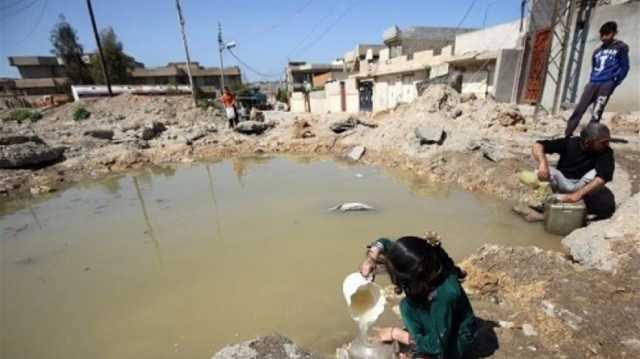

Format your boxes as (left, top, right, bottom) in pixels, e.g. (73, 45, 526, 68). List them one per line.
(382, 235, 465, 305)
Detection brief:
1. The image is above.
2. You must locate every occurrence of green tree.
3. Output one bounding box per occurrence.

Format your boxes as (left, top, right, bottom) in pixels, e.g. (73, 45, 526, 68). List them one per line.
(50, 15, 92, 84)
(89, 27, 136, 85)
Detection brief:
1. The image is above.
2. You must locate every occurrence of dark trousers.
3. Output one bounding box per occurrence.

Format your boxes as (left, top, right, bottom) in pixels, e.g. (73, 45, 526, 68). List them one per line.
(565, 81, 616, 137)
(584, 186, 616, 220)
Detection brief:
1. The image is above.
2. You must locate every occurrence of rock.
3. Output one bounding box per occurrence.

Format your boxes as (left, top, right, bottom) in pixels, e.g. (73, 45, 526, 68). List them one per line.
(84, 129, 114, 140)
(450, 109, 463, 119)
(140, 120, 166, 140)
(234, 120, 273, 135)
(185, 129, 208, 144)
(249, 108, 265, 122)
(329, 202, 374, 212)
(495, 108, 525, 127)
(293, 120, 315, 139)
(212, 335, 319, 359)
(460, 92, 477, 103)
(330, 117, 358, 133)
(346, 145, 366, 161)
(467, 138, 514, 162)
(0, 143, 65, 169)
(415, 127, 445, 145)
(30, 185, 53, 195)
(0, 134, 44, 146)
(522, 323, 537, 336)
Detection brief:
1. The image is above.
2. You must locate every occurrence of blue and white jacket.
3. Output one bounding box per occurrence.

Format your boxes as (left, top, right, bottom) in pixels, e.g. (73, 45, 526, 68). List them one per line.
(590, 39, 630, 85)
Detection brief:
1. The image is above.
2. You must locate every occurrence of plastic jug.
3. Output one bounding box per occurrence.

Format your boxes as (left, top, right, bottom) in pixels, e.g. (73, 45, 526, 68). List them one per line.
(342, 272, 386, 324)
(342, 273, 392, 359)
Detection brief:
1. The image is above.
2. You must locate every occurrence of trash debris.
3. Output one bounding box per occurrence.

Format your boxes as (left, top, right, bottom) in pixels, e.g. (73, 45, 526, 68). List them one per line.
(329, 202, 375, 212)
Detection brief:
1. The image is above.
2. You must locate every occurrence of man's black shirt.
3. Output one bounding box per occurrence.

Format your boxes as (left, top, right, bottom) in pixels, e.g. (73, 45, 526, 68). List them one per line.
(537, 137, 614, 182)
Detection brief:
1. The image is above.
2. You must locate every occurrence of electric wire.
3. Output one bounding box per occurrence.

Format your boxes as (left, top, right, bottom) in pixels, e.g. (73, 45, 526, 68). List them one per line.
(294, 0, 360, 57)
(0, 0, 40, 19)
(256, 0, 314, 37)
(227, 48, 284, 79)
(14, 0, 47, 43)
(286, 0, 343, 59)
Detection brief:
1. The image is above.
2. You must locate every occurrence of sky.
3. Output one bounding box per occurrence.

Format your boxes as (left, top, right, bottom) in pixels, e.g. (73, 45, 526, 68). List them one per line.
(1, 0, 524, 81)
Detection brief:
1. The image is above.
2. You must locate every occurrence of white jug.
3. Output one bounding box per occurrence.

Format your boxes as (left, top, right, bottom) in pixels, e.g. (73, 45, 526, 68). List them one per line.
(342, 272, 386, 324)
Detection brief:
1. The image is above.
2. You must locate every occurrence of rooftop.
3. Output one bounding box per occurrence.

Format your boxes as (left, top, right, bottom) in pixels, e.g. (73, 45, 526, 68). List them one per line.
(9, 56, 63, 67)
(131, 63, 241, 77)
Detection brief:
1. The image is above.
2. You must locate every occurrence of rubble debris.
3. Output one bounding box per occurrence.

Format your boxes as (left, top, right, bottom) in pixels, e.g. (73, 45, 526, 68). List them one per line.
(460, 93, 477, 103)
(84, 129, 115, 140)
(494, 107, 525, 127)
(330, 117, 358, 133)
(293, 119, 315, 139)
(346, 145, 366, 161)
(467, 138, 514, 162)
(234, 120, 273, 135)
(0, 142, 66, 169)
(329, 202, 374, 212)
(0, 134, 45, 146)
(450, 109, 463, 119)
(140, 120, 167, 140)
(212, 335, 320, 359)
(415, 127, 446, 145)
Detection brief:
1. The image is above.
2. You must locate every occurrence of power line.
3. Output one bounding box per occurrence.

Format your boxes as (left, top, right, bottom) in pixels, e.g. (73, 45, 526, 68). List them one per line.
(14, 0, 47, 43)
(227, 48, 284, 79)
(256, 0, 314, 37)
(0, 0, 40, 19)
(295, 0, 360, 57)
(286, 0, 343, 59)
(0, 0, 28, 11)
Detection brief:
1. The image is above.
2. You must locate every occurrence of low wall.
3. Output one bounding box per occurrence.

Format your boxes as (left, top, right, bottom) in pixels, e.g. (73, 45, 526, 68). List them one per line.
(290, 92, 306, 112)
(372, 72, 427, 112)
(309, 90, 327, 114)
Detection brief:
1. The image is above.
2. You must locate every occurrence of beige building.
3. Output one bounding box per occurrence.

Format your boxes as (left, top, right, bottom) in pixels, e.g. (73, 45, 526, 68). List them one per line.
(8, 56, 69, 96)
(131, 62, 241, 96)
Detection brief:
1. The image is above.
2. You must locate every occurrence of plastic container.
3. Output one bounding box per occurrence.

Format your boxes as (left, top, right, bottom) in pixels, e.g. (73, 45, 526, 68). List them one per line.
(544, 200, 586, 235)
(342, 273, 392, 359)
(342, 272, 386, 324)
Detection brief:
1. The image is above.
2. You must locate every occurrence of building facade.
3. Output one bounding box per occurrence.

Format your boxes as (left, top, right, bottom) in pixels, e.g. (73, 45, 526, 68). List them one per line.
(8, 56, 69, 96)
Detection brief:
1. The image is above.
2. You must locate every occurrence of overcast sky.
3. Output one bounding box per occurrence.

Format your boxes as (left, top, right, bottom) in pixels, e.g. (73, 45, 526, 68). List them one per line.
(1, 0, 523, 81)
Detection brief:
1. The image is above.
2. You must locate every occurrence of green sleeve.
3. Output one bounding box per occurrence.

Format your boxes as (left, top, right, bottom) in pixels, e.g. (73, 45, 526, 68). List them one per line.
(372, 238, 394, 252)
(400, 279, 458, 357)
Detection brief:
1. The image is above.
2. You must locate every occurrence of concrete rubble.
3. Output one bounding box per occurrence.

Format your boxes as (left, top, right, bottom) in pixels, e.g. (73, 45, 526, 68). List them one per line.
(1, 86, 639, 357)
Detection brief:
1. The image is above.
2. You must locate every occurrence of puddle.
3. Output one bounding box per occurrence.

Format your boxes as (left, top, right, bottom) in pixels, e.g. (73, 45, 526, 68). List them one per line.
(0, 156, 560, 357)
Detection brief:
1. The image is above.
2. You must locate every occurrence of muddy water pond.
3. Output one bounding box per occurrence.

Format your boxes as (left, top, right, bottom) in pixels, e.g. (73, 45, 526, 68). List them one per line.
(1, 156, 561, 358)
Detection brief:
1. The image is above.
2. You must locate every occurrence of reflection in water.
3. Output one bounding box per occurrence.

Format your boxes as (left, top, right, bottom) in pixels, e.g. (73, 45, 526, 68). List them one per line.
(205, 165, 223, 240)
(132, 176, 164, 269)
(232, 158, 247, 187)
(26, 202, 43, 230)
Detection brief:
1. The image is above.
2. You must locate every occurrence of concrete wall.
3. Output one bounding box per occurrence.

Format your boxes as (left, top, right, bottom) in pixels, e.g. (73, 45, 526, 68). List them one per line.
(460, 62, 495, 98)
(372, 72, 427, 112)
(493, 49, 522, 102)
(576, 2, 640, 111)
(309, 90, 328, 113)
(455, 20, 522, 55)
(290, 92, 306, 112)
(325, 79, 359, 113)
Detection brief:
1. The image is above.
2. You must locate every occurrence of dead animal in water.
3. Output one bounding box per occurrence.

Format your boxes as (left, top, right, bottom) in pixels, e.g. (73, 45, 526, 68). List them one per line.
(329, 202, 375, 212)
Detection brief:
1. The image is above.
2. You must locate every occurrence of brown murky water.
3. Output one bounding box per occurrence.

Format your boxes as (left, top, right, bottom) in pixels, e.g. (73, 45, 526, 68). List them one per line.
(1, 156, 560, 358)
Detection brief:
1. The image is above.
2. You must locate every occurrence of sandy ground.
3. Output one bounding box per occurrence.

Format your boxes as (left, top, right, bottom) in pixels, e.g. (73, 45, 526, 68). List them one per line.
(2, 87, 640, 358)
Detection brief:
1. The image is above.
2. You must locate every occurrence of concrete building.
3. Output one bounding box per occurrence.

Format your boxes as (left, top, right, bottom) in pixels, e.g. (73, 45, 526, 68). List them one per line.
(286, 61, 345, 93)
(8, 56, 69, 96)
(382, 26, 473, 58)
(130, 62, 241, 96)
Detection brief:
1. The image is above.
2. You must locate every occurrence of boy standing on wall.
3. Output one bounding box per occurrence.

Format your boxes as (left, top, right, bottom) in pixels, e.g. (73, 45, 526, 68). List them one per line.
(564, 21, 630, 138)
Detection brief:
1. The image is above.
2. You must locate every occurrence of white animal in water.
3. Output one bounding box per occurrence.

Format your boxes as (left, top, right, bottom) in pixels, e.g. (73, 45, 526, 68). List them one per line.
(329, 202, 375, 212)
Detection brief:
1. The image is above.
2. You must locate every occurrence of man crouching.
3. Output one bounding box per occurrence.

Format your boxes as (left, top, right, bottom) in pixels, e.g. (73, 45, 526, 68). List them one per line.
(533, 123, 616, 220)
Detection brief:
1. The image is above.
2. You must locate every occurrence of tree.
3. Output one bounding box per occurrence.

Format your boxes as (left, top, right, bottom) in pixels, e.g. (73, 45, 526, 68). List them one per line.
(50, 15, 92, 84)
(89, 27, 136, 85)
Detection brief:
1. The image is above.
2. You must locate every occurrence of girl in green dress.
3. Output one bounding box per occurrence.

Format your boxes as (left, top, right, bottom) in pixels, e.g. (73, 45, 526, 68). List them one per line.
(359, 234, 477, 359)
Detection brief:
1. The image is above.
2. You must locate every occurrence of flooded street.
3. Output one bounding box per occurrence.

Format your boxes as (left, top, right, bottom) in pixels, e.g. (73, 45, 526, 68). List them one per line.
(1, 156, 560, 358)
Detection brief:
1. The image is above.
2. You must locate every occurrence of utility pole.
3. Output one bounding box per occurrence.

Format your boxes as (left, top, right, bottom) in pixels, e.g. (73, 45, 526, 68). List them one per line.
(217, 22, 225, 95)
(175, 0, 197, 106)
(86, 0, 112, 97)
